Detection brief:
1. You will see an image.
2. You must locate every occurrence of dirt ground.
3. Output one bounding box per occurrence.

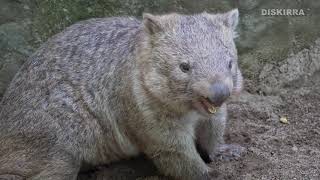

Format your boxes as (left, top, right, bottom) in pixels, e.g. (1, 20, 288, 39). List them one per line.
(77, 73, 320, 180)
(212, 71, 320, 180)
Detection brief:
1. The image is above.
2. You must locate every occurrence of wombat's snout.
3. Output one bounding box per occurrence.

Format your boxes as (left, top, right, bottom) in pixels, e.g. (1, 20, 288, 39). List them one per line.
(208, 82, 230, 107)
(192, 81, 231, 114)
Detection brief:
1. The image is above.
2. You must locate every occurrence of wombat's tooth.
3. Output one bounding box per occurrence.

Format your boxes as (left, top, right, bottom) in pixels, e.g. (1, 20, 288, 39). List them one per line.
(208, 106, 216, 114)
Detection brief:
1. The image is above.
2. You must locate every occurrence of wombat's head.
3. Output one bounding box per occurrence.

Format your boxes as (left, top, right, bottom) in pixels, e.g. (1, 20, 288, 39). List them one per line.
(138, 9, 243, 116)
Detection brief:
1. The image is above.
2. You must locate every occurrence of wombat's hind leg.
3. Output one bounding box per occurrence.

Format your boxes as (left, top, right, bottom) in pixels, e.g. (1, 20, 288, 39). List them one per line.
(0, 156, 79, 180)
(0, 174, 24, 180)
(0, 143, 80, 180)
(28, 149, 80, 180)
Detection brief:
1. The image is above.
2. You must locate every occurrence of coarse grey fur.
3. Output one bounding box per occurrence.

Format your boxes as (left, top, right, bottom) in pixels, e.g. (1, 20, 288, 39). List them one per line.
(0, 9, 243, 180)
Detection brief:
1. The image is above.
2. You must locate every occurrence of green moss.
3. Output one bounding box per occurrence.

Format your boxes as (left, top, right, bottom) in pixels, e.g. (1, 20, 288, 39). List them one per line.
(30, 0, 115, 42)
(28, 0, 235, 43)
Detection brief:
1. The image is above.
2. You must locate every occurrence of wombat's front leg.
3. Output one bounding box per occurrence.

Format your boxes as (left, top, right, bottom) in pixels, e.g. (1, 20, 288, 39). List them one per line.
(139, 127, 213, 180)
(196, 104, 245, 162)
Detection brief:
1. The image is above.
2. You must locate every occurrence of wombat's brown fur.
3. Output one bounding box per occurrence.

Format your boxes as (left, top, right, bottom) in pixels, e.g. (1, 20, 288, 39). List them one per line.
(0, 9, 243, 180)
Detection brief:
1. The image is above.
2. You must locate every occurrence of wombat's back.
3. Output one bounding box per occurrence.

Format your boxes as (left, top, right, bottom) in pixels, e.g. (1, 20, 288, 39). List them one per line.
(0, 17, 143, 164)
(1, 17, 141, 114)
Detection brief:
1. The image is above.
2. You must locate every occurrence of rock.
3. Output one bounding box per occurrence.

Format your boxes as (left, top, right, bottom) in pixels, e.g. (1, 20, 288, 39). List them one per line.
(237, 1, 320, 92)
(0, 0, 30, 25)
(0, 22, 35, 98)
(258, 38, 320, 94)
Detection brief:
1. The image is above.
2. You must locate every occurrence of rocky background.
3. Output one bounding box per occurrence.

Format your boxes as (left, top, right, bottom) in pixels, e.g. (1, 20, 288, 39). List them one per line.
(1, 0, 319, 179)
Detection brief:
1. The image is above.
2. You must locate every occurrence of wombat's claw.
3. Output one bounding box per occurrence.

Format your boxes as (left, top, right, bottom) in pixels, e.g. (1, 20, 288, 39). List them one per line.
(212, 144, 245, 161)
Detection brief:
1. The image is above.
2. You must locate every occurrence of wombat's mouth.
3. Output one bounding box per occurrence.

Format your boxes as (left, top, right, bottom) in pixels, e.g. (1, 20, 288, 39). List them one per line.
(193, 97, 218, 115)
(200, 97, 218, 114)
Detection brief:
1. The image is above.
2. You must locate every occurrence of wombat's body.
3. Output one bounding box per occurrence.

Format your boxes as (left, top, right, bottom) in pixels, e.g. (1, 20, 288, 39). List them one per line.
(0, 10, 243, 180)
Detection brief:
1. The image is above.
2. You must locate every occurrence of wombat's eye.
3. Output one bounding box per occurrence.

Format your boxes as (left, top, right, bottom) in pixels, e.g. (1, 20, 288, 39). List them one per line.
(180, 62, 190, 73)
(228, 61, 233, 69)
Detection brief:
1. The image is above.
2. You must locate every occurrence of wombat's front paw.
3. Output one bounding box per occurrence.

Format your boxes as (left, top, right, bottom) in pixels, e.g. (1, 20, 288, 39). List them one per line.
(211, 144, 245, 161)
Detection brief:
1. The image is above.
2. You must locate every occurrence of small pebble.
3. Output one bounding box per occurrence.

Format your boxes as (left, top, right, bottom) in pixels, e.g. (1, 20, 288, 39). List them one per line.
(292, 146, 298, 152)
(280, 117, 289, 124)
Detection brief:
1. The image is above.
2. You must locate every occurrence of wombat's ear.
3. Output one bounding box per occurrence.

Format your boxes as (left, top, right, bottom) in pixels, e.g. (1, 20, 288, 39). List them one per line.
(143, 13, 163, 35)
(221, 9, 239, 30)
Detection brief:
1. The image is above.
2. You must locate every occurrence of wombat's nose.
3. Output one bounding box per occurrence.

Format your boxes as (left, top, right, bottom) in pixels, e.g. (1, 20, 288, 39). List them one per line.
(208, 83, 230, 107)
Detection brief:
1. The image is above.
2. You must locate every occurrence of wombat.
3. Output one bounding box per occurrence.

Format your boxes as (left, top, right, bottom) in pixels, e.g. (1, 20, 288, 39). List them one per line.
(0, 9, 244, 180)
